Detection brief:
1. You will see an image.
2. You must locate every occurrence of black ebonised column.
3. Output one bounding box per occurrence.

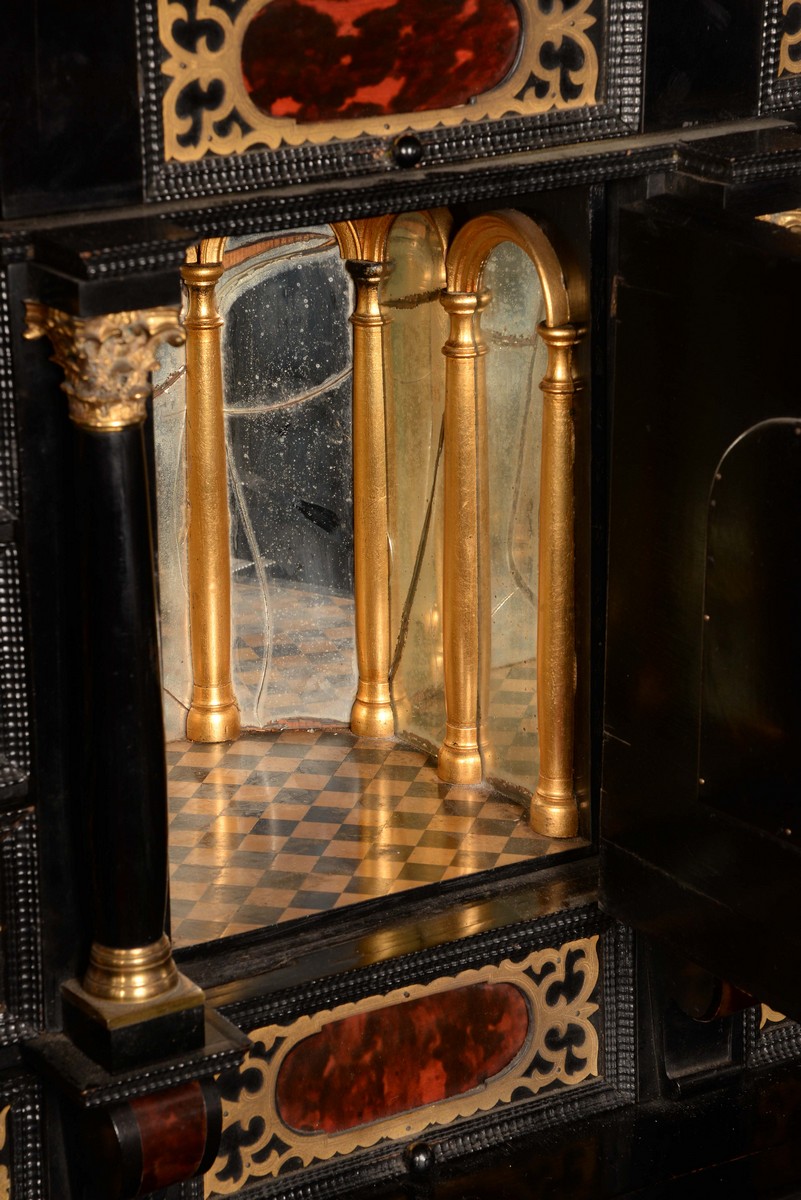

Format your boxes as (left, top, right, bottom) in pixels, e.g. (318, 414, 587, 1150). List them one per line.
(24, 303, 205, 1069)
(77, 423, 172, 963)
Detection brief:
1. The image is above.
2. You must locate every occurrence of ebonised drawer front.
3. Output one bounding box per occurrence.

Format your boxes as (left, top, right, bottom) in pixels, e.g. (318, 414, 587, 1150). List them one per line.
(140, 0, 645, 199)
(207, 910, 635, 1199)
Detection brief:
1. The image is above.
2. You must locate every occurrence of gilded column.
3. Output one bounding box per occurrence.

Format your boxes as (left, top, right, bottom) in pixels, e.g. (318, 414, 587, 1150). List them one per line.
(437, 291, 491, 785)
(181, 249, 241, 743)
(346, 259, 395, 739)
(530, 322, 586, 837)
(24, 303, 204, 1067)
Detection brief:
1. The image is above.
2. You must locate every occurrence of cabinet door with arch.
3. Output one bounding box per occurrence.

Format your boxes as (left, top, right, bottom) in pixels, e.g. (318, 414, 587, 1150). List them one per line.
(602, 193, 801, 1018)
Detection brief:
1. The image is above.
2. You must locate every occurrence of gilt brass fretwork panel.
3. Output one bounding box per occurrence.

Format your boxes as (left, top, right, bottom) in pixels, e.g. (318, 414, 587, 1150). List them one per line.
(159, 0, 602, 162)
(206, 936, 600, 1194)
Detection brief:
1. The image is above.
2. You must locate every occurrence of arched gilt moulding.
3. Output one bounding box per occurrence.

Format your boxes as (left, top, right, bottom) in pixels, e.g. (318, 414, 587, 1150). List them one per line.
(439, 210, 585, 838)
(332, 211, 452, 739)
(181, 236, 241, 743)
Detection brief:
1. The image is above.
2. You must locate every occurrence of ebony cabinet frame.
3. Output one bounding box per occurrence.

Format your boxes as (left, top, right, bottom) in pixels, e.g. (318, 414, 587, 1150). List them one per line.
(4, 2, 801, 1197)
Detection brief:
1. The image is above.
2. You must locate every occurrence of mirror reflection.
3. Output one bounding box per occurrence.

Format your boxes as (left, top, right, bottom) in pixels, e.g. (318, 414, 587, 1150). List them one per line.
(481, 241, 546, 799)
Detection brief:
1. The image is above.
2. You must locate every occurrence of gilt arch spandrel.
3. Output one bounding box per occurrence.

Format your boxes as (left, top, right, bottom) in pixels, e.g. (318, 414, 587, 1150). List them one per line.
(332, 209, 452, 265)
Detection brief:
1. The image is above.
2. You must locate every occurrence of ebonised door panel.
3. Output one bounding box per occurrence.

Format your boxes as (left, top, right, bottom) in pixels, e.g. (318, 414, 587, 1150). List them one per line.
(601, 194, 801, 1019)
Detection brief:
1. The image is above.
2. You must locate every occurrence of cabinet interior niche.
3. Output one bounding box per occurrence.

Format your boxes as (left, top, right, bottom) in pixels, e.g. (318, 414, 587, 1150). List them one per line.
(152, 212, 588, 947)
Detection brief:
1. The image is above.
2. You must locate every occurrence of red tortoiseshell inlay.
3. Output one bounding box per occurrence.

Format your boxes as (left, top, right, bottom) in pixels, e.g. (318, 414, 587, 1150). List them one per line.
(275, 982, 530, 1133)
(241, 0, 522, 123)
(130, 1081, 208, 1193)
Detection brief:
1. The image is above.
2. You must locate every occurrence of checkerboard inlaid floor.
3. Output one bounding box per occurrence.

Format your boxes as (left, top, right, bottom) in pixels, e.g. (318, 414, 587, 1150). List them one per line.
(167, 728, 578, 946)
(485, 659, 538, 787)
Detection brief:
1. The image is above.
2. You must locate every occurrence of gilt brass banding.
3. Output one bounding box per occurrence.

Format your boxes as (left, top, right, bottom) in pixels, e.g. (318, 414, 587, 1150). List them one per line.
(82, 934, 180, 1003)
(345, 259, 396, 739)
(438, 291, 491, 784)
(181, 250, 241, 745)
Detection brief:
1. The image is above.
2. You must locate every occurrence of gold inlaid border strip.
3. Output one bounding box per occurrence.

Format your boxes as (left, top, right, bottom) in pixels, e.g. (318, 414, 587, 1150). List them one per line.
(206, 935, 600, 1195)
(159, 0, 600, 162)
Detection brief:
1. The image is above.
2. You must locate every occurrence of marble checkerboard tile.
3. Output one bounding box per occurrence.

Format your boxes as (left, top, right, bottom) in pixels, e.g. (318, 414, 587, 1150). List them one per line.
(167, 727, 571, 946)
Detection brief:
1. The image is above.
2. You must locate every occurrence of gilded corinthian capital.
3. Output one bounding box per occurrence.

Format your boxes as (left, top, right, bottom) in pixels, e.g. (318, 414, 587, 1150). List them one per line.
(24, 302, 184, 430)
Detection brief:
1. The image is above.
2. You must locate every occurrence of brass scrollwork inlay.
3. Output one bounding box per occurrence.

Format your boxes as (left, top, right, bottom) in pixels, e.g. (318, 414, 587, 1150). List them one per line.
(0, 1104, 10, 1200)
(780, 0, 801, 75)
(24, 304, 184, 431)
(760, 1004, 787, 1028)
(206, 936, 600, 1196)
(159, 0, 600, 163)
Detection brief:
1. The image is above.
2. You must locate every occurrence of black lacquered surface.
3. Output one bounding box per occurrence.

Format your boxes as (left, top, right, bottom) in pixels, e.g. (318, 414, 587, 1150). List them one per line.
(348, 1062, 801, 1199)
(0, 0, 141, 219)
(76, 425, 168, 950)
(700, 419, 801, 845)
(643, 0, 762, 131)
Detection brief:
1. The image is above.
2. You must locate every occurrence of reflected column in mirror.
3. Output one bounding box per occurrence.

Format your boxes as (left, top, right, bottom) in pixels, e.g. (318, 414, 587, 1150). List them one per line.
(384, 213, 449, 749)
(480, 241, 548, 801)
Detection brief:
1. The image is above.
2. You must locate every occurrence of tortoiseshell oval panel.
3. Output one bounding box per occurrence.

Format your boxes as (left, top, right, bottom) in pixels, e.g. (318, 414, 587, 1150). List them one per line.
(241, 0, 522, 123)
(275, 981, 530, 1132)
